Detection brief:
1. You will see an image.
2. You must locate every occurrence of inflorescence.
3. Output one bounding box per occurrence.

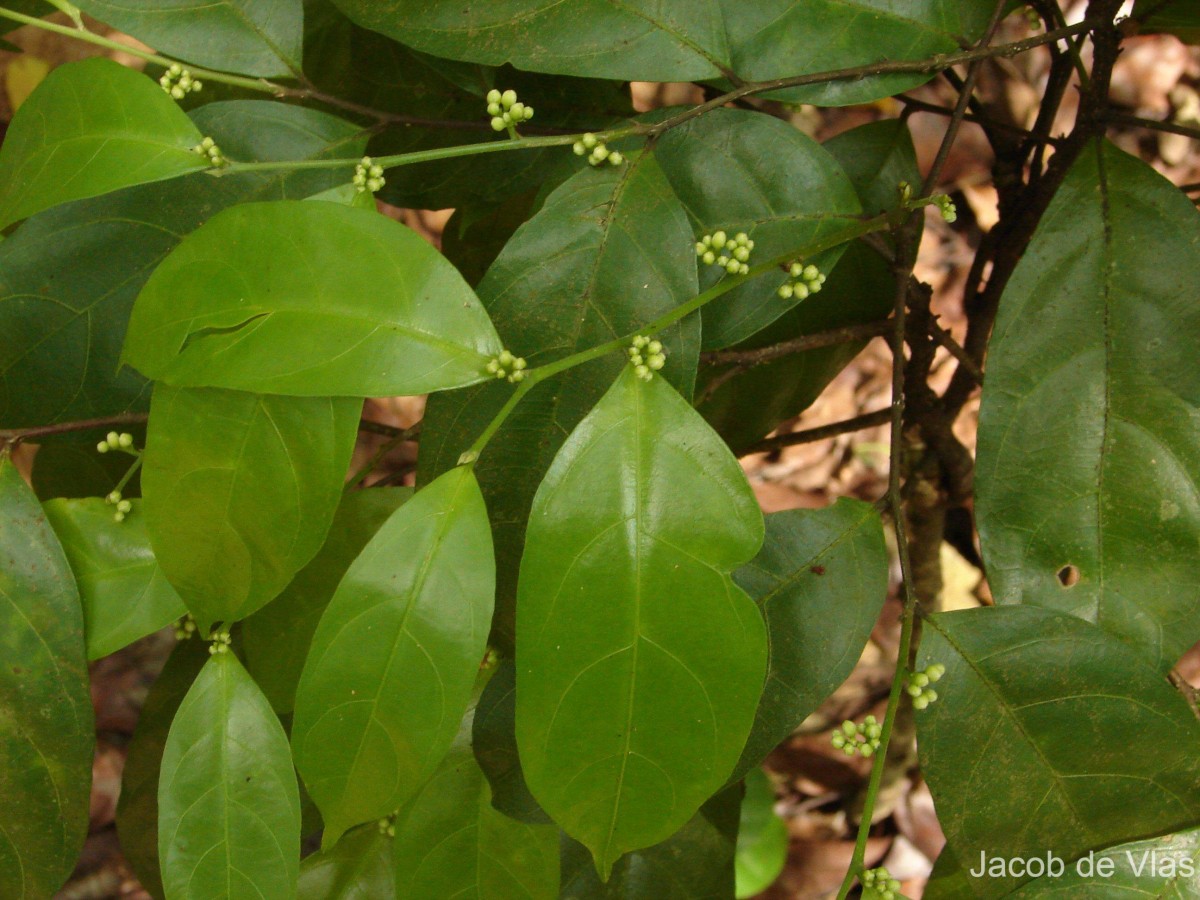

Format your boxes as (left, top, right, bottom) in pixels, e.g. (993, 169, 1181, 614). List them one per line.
(778, 261, 825, 300)
(353, 156, 385, 194)
(190, 136, 227, 168)
(487, 88, 534, 133)
(695, 230, 753, 275)
(906, 662, 945, 710)
(831, 715, 882, 758)
(628, 335, 665, 381)
(572, 133, 623, 167)
(861, 866, 904, 899)
(486, 350, 528, 383)
(208, 629, 233, 656)
(159, 63, 201, 99)
(97, 431, 139, 522)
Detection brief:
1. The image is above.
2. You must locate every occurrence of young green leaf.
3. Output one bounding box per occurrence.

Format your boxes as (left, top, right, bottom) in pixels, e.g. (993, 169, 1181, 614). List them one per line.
(122, 200, 504, 396)
(0, 58, 208, 231)
(917, 606, 1200, 898)
(73, 0, 304, 77)
(734, 770, 787, 899)
(115, 637, 210, 899)
(292, 466, 495, 847)
(43, 497, 187, 659)
(652, 108, 862, 349)
(297, 823, 395, 900)
(158, 652, 301, 900)
(142, 384, 360, 630)
(516, 367, 767, 876)
(420, 156, 700, 651)
(730, 499, 888, 779)
(242, 487, 412, 713)
(976, 140, 1200, 672)
(0, 455, 94, 899)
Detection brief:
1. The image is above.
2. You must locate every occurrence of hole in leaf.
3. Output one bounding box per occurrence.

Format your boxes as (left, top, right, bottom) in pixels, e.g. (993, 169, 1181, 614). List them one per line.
(1056, 565, 1080, 588)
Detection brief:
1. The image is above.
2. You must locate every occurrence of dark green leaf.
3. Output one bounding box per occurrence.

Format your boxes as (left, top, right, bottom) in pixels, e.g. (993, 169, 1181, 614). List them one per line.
(0, 58, 207, 231)
(0, 100, 366, 433)
(731, 499, 888, 779)
(242, 487, 411, 713)
(292, 466, 494, 846)
(559, 786, 741, 900)
(327, 0, 993, 105)
(0, 455, 93, 899)
(652, 108, 862, 348)
(419, 155, 700, 651)
(1134, 1, 1200, 42)
(158, 652, 301, 899)
(32, 442, 143, 499)
(734, 770, 786, 899)
(116, 637, 210, 900)
(1008, 826, 1200, 897)
(142, 384, 359, 629)
(976, 140, 1200, 672)
(297, 823, 395, 900)
(472, 659, 550, 824)
(516, 368, 766, 876)
(825, 118, 921, 216)
(73, 0, 303, 77)
(43, 497, 186, 659)
(122, 200, 504, 396)
(917, 606, 1200, 898)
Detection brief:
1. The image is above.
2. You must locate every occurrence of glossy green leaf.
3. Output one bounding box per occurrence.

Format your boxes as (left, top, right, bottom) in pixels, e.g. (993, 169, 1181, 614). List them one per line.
(142, 384, 360, 629)
(419, 156, 700, 651)
(516, 367, 767, 876)
(0, 455, 93, 899)
(242, 487, 411, 713)
(73, 0, 303, 77)
(653, 108, 862, 348)
(917, 606, 1200, 898)
(976, 140, 1200, 672)
(32, 442, 143, 499)
(158, 651, 301, 900)
(559, 786, 741, 900)
(472, 659, 550, 824)
(393, 699, 560, 900)
(731, 499, 888, 779)
(1134, 1, 1200, 42)
(0, 57, 207, 231)
(122, 200, 503, 396)
(292, 466, 495, 846)
(825, 118, 922, 217)
(734, 770, 786, 899)
(1008, 826, 1200, 898)
(116, 637, 210, 900)
(0, 100, 367, 432)
(43, 497, 186, 659)
(297, 823, 395, 900)
(327, 0, 993, 105)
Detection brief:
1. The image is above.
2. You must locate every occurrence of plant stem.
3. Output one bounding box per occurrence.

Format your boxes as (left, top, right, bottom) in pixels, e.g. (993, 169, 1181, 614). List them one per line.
(0, 412, 149, 447)
(741, 409, 892, 456)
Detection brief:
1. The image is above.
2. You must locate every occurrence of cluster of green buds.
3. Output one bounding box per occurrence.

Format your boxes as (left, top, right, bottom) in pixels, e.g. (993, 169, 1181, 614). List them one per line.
(778, 261, 825, 300)
(933, 193, 957, 223)
(159, 63, 202, 99)
(173, 614, 197, 642)
(831, 714, 882, 758)
(208, 629, 233, 656)
(105, 489, 132, 522)
(907, 663, 945, 710)
(695, 231, 753, 275)
(628, 335, 665, 381)
(353, 156, 385, 194)
(190, 136, 227, 168)
(899, 181, 957, 223)
(377, 812, 398, 837)
(487, 89, 534, 132)
(96, 431, 134, 454)
(572, 133, 623, 167)
(861, 866, 903, 899)
(486, 350, 528, 383)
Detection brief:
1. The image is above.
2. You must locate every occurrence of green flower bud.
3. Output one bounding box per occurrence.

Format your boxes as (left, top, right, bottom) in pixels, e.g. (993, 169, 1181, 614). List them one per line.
(369, 164, 383, 178)
(117, 499, 132, 513)
(911, 672, 929, 688)
(695, 242, 708, 255)
(97, 441, 109, 453)
(794, 284, 809, 300)
(592, 145, 609, 162)
(607, 151, 623, 165)
(113, 511, 126, 523)
(201, 137, 215, 150)
(733, 246, 750, 262)
(486, 359, 500, 374)
(841, 720, 857, 738)
(927, 663, 946, 681)
(509, 101, 525, 119)
(716, 255, 729, 267)
(487, 102, 501, 116)
(512, 357, 527, 370)
(711, 230, 727, 249)
(118, 433, 134, 448)
(633, 335, 648, 348)
(913, 694, 929, 710)
(789, 262, 803, 278)
(924, 689, 938, 703)
(573, 141, 586, 156)
(803, 264, 819, 281)
(501, 89, 517, 108)
(581, 133, 598, 149)
(107, 431, 119, 446)
(635, 364, 650, 380)
(491, 117, 507, 132)
(702, 250, 716, 265)
(860, 742, 874, 758)
(648, 354, 665, 371)
(647, 340, 662, 354)
(107, 490, 121, 504)
(725, 258, 741, 274)
(777, 284, 794, 299)
(192, 80, 203, 92)
(498, 350, 514, 366)
(169, 63, 182, 76)
(486, 88, 501, 104)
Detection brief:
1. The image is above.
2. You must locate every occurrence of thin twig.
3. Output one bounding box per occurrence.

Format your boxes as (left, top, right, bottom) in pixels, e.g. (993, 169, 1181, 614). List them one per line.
(741, 409, 891, 456)
(1107, 111, 1200, 141)
(897, 93, 1062, 144)
(929, 321, 984, 384)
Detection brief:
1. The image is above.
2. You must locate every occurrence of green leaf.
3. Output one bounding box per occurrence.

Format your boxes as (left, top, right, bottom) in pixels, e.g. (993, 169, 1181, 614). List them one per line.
(1007, 825, 1200, 897)
(73, 0, 303, 77)
(825, 118, 922, 217)
(327, 0, 992, 105)
(735, 770, 786, 899)
(472, 659, 550, 824)
(292, 466, 495, 847)
(142, 384, 360, 629)
(917, 605, 1200, 898)
(158, 652, 301, 900)
(0, 99, 367, 433)
(0, 58, 207, 231)
(731, 499, 888, 779)
(652, 108, 862, 349)
(115, 637, 210, 900)
(0, 455, 94, 899)
(1134, 1, 1200, 42)
(976, 140, 1200, 672)
(419, 156, 700, 651)
(516, 368, 767, 876)
(242, 486, 411, 713)
(42, 497, 186, 659)
(122, 200, 504, 396)
(559, 786, 741, 900)
(297, 823, 395, 900)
